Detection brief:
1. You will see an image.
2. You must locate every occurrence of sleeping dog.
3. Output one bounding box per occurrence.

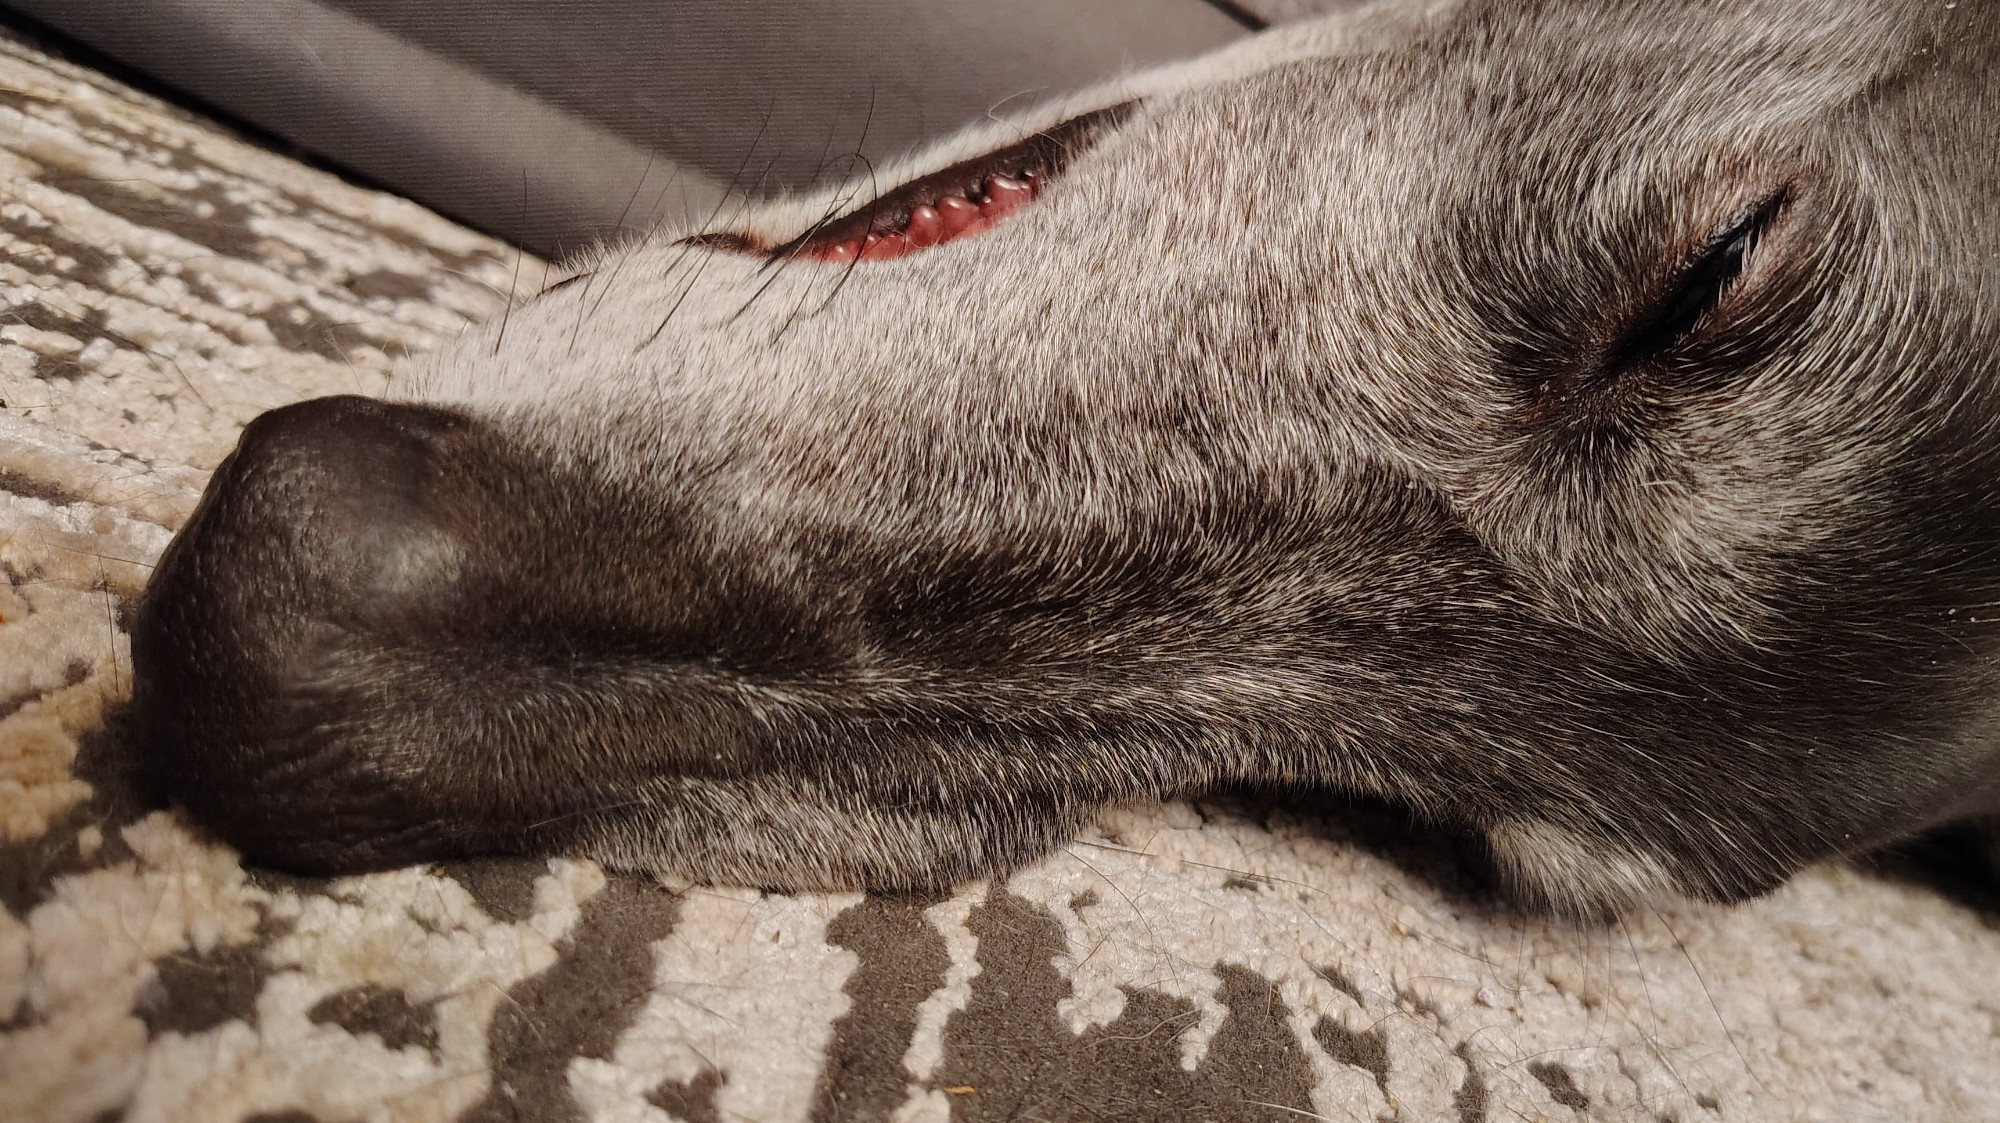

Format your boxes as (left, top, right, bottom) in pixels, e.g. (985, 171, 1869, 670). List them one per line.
(131, 0, 2000, 916)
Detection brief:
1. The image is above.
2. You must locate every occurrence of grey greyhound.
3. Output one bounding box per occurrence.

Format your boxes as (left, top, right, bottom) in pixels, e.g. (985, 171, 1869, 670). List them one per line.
(130, 0, 2000, 917)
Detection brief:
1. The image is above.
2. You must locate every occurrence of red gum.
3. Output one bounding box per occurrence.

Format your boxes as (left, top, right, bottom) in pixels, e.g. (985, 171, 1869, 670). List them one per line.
(906, 205, 943, 247)
(983, 175, 1033, 215)
(938, 195, 980, 235)
(803, 173, 1042, 263)
(858, 233, 909, 261)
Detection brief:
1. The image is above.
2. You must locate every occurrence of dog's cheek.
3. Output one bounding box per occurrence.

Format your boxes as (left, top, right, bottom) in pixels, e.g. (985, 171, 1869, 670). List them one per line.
(571, 774, 1093, 892)
(1478, 817, 1799, 918)
(1478, 819, 1681, 919)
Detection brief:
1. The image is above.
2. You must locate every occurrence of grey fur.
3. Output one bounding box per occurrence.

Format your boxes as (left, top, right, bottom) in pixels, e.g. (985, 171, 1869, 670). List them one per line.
(131, 0, 2000, 917)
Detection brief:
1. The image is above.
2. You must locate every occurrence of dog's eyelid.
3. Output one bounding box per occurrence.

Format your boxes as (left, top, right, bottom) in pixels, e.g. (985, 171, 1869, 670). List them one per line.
(1699, 188, 1791, 277)
(1609, 188, 1791, 369)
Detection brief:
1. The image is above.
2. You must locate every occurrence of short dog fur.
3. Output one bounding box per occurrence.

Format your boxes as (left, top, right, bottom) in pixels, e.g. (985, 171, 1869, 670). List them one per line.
(131, 0, 2000, 916)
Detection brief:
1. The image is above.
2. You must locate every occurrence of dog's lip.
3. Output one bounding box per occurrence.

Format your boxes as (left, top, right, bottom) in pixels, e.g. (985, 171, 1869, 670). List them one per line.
(686, 101, 1137, 264)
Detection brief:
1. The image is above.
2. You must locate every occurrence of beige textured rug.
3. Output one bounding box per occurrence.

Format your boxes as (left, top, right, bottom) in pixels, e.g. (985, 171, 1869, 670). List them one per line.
(3, 21, 1998, 1123)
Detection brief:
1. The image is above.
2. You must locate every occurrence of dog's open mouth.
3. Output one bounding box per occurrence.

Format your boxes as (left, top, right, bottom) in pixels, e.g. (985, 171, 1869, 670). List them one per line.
(697, 102, 1135, 264)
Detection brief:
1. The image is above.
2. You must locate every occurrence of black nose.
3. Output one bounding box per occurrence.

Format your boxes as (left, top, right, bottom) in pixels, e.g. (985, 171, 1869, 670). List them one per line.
(131, 395, 483, 873)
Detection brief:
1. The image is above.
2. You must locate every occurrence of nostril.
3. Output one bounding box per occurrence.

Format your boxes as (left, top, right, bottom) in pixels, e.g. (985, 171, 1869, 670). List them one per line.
(131, 394, 478, 872)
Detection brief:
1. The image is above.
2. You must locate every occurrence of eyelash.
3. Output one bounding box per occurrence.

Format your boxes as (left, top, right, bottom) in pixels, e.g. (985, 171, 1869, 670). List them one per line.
(1610, 193, 1787, 369)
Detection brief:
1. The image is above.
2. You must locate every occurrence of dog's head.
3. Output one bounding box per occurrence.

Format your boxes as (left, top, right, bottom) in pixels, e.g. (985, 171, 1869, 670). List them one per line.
(133, 0, 2000, 914)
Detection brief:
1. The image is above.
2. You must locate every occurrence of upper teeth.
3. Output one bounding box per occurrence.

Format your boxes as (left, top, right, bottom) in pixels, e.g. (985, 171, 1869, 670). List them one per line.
(810, 172, 1047, 263)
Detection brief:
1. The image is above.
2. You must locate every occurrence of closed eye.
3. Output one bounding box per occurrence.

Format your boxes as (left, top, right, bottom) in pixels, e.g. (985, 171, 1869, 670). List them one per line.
(1611, 191, 1788, 368)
